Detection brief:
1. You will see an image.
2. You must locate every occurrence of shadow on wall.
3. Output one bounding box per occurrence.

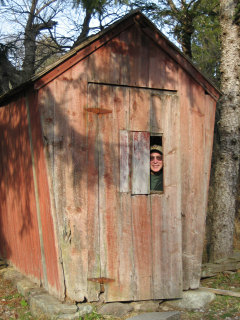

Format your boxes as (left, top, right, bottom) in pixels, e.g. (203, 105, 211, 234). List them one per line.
(0, 26, 199, 274)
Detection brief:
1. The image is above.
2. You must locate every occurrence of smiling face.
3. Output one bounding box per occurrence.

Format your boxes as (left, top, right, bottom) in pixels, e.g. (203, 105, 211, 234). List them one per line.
(150, 152, 163, 173)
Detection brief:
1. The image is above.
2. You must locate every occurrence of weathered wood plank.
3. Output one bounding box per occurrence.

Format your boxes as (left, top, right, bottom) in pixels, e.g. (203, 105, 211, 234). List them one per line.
(150, 93, 164, 133)
(189, 85, 206, 288)
(132, 195, 152, 300)
(203, 94, 216, 213)
(200, 287, 240, 298)
(0, 97, 44, 284)
(153, 92, 182, 298)
(120, 130, 130, 193)
(28, 89, 64, 298)
(65, 64, 89, 300)
(87, 84, 100, 301)
(130, 88, 150, 132)
(118, 193, 135, 300)
(179, 73, 195, 290)
(98, 85, 120, 301)
(151, 194, 164, 298)
(131, 131, 150, 195)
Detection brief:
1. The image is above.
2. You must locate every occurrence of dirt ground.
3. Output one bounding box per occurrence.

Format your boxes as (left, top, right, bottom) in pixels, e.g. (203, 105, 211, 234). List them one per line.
(0, 265, 240, 320)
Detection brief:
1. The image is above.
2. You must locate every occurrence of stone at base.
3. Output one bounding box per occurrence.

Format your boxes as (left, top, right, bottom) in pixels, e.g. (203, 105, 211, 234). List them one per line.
(97, 302, 133, 317)
(56, 313, 81, 320)
(162, 289, 215, 310)
(30, 293, 77, 318)
(126, 311, 180, 320)
(130, 300, 162, 312)
(17, 279, 40, 299)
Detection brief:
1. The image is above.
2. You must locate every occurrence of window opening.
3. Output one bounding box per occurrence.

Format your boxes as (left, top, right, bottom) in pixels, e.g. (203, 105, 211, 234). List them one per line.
(150, 135, 163, 193)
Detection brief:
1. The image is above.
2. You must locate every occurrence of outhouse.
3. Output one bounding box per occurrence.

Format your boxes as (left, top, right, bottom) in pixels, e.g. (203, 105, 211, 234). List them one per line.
(0, 11, 220, 302)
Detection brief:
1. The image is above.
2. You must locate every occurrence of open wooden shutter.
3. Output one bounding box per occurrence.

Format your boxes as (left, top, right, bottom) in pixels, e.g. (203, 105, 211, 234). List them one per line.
(120, 131, 150, 194)
(131, 131, 150, 195)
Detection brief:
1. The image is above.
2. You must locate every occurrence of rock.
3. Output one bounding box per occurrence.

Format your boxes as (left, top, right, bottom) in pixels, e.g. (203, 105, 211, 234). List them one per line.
(30, 293, 77, 318)
(126, 311, 180, 320)
(2, 267, 24, 285)
(131, 301, 162, 312)
(56, 312, 80, 320)
(163, 289, 215, 310)
(97, 302, 133, 317)
(17, 279, 39, 299)
(77, 304, 94, 316)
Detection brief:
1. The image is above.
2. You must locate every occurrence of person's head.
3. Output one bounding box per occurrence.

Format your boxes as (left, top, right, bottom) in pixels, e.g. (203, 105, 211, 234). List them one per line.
(150, 145, 163, 174)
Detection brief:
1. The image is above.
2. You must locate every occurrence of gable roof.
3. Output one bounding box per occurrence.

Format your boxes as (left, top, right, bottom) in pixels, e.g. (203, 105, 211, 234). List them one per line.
(0, 10, 221, 105)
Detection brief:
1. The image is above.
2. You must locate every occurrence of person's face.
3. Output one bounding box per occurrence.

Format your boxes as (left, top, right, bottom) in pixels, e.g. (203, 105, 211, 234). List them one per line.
(150, 152, 163, 173)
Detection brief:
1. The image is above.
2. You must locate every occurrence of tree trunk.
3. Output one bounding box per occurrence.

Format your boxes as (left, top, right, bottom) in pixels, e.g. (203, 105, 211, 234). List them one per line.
(207, 0, 240, 261)
(22, 0, 38, 80)
(73, 8, 92, 47)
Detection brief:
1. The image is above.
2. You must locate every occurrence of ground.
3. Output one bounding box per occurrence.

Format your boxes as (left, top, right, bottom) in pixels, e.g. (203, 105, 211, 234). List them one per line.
(0, 266, 240, 320)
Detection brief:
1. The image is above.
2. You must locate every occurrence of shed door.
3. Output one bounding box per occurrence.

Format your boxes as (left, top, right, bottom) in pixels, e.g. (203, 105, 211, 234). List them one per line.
(86, 83, 182, 302)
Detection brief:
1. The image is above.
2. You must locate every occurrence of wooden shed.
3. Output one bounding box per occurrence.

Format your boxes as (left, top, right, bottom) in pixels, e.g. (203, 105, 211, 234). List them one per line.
(0, 11, 220, 302)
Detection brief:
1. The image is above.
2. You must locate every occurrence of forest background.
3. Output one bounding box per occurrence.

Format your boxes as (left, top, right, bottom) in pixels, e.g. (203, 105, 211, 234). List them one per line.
(0, 0, 239, 264)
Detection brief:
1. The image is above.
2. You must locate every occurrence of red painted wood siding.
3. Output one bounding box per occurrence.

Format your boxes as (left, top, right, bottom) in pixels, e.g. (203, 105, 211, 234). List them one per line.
(28, 90, 65, 299)
(0, 96, 43, 281)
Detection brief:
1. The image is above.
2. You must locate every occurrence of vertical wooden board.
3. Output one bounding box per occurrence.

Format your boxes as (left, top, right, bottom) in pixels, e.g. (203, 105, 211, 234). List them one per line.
(127, 24, 141, 87)
(66, 64, 89, 298)
(98, 85, 134, 301)
(38, 85, 55, 191)
(48, 77, 68, 293)
(112, 86, 130, 131)
(39, 84, 62, 290)
(49, 65, 90, 300)
(87, 84, 101, 301)
(41, 79, 66, 230)
(119, 30, 131, 85)
(165, 56, 179, 90)
(0, 98, 43, 283)
(151, 194, 164, 298)
(130, 88, 150, 131)
(107, 37, 121, 84)
(162, 186, 182, 297)
(125, 25, 150, 88)
(153, 92, 182, 298)
(120, 130, 130, 193)
(117, 193, 135, 300)
(132, 195, 152, 300)
(150, 93, 164, 133)
(4, 104, 18, 267)
(138, 32, 150, 87)
(148, 45, 166, 89)
(179, 73, 208, 289)
(40, 68, 89, 300)
(188, 86, 207, 288)
(98, 85, 120, 301)
(28, 89, 65, 298)
(10, 101, 26, 273)
(132, 131, 150, 195)
(18, 97, 41, 278)
(164, 94, 180, 187)
(179, 73, 195, 289)
(146, 31, 178, 91)
(0, 106, 14, 262)
(203, 95, 216, 208)
(87, 45, 110, 83)
(0, 107, 13, 261)
(0, 108, 8, 259)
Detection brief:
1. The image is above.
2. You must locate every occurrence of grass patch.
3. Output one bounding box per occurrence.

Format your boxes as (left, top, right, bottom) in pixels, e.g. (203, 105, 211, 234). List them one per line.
(180, 272, 240, 319)
(80, 311, 104, 320)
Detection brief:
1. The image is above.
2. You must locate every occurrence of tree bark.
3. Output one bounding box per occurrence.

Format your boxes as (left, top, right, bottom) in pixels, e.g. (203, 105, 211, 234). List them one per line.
(207, 0, 240, 261)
